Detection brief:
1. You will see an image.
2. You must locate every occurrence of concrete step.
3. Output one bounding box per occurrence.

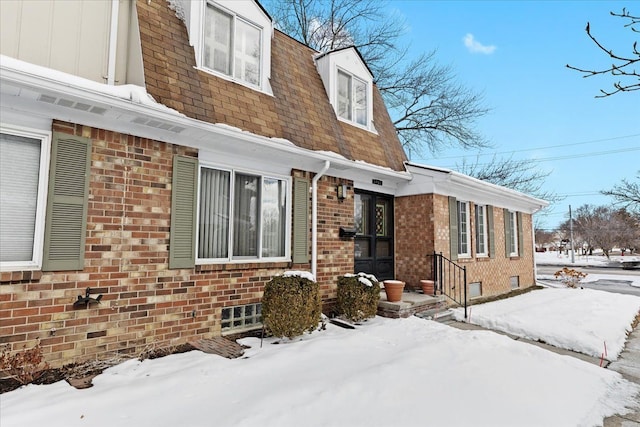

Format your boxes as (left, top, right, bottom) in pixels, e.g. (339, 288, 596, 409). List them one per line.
(415, 307, 456, 322)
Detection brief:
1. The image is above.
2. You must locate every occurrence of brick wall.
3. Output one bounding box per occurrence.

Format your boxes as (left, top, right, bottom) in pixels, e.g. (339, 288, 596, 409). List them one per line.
(395, 193, 536, 298)
(395, 194, 435, 289)
(1, 123, 353, 367)
(316, 176, 355, 305)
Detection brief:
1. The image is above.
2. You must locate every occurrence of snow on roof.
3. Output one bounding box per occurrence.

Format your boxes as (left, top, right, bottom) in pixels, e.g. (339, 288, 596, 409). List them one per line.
(0, 55, 185, 117)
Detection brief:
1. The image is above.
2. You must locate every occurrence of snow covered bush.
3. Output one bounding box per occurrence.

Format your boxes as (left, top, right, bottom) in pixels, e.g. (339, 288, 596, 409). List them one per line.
(554, 267, 588, 288)
(262, 272, 322, 339)
(336, 273, 380, 322)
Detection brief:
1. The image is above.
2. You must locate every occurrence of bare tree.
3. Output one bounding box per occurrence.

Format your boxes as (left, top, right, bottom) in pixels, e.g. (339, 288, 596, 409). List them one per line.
(602, 170, 640, 213)
(566, 204, 637, 259)
(534, 227, 555, 250)
(264, 0, 490, 157)
(567, 8, 640, 97)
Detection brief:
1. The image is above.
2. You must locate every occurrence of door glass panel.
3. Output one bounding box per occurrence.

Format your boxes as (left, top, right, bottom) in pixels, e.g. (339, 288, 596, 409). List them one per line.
(376, 240, 390, 257)
(375, 200, 390, 237)
(355, 194, 370, 235)
(355, 239, 370, 259)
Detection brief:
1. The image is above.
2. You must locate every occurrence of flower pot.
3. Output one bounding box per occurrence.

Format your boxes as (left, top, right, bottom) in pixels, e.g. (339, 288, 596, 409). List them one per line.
(420, 280, 435, 295)
(383, 280, 405, 302)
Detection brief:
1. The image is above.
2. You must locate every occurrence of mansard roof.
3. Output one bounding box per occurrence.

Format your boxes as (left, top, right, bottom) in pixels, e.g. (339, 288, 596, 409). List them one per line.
(136, 0, 407, 171)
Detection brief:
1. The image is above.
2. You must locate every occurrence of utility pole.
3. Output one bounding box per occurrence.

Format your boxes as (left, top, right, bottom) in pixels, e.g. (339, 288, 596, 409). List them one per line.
(569, 205, 575, 264)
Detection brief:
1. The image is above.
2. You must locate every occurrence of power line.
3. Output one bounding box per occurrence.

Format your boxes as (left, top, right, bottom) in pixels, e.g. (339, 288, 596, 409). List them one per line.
(555, 192, 603, 197)
(426, 133, 640, 160)
(439, 146, 640, 168)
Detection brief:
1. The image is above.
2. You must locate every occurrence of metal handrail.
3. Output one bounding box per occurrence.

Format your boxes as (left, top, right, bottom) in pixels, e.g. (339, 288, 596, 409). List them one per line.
(427, 251, 467, 318)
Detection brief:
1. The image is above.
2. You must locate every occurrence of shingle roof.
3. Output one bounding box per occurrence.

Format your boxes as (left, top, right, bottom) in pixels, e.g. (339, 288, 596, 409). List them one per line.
(136, 0, 407, 171)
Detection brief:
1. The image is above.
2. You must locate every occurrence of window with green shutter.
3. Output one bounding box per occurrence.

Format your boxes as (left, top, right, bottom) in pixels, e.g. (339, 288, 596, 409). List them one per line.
(169, 155, 198, 269)
(448, 196, 458, 261)
(487, 205, 495, 258)
(504, 208, 520, 258)
(517, 211, 524, 257)
(42, 132, 91, 271)
(292, 178, 309, 264)
(0, 127, 51, 271)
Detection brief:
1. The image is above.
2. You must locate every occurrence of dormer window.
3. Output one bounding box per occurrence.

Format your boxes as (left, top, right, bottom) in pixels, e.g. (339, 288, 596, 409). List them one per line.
(337, 70, 367, 126)
(315, 47, 375, 132)
(202, 3, 262, 87)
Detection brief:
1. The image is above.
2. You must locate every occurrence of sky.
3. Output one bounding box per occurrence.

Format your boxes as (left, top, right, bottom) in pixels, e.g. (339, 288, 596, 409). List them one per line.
(2, 283, 639, 427)
(387, 1, 639, 230)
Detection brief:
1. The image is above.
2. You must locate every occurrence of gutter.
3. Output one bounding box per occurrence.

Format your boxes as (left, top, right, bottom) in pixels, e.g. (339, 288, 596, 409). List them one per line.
(1, 55, 411, 184)
(107, 0, 120, 85)
(311, 161, 331, 280)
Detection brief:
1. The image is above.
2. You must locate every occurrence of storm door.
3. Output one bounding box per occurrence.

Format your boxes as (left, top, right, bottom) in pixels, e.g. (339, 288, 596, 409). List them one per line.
(354, 192, 394, 281)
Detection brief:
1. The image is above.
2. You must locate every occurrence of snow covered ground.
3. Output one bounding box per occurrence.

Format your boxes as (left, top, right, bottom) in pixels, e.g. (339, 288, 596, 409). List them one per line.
(535, 251, 640, 289)
(2, 286, 640, 427)
(536, 250, 640, 268)
(452, 287, 640, 360)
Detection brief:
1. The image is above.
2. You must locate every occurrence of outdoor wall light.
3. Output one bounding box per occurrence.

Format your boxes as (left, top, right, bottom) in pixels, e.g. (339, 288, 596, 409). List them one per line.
(337, 184, 347, 202)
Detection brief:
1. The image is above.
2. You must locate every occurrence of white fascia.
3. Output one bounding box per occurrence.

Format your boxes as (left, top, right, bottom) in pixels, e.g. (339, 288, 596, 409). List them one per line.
(401, 162, 549, 214)
(0, 55, 410, 189)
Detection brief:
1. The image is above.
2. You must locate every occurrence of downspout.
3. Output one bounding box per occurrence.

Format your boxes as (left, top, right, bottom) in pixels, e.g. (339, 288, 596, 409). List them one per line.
(311, 161, 331, 280)
(107, 0, 120, 85)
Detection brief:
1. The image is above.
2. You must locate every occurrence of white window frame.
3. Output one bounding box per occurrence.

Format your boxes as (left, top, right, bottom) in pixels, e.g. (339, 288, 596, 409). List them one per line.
(336, 68, 368, 128)
(457, 200, 471, 258)
(475, 204, 488, 257)
(200, 1, 263, 88)
(0, 125, 51, 272)
(508, 210, 519, 257)
(196, 163, 291, 264)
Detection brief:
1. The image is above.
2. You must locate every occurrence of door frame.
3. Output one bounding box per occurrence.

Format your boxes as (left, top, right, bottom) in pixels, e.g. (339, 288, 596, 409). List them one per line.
(353, 190, 395, 281)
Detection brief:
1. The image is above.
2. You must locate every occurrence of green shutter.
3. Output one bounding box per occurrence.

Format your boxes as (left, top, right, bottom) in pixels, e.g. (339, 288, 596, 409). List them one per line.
(487, 205, 495, 258)
(42, 132, 91, 271)
(448, 196, 458, 261)
(517, 211, 524, 257)
(504, 208, 511, 258)
(292, 178, 310, 264)
(169, 155, 198, 269)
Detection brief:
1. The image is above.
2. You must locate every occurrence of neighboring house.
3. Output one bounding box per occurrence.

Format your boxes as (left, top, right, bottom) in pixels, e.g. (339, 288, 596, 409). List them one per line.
(0, 0, 547, 367)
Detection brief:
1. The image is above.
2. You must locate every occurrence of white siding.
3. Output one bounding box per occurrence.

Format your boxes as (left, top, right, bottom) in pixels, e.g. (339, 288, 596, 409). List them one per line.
(0, 0, 132, 84)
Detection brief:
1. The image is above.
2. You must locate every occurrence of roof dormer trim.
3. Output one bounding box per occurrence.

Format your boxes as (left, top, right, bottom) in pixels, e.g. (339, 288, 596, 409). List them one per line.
(315, 46, 377, 133)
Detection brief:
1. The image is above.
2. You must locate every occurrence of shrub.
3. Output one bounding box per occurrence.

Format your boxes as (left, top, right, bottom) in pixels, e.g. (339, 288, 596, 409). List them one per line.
(0, 341, 49, 385)
(336, 273, 381, 322)
(262, 272, 322, 339)
(554, 267, 588, 288)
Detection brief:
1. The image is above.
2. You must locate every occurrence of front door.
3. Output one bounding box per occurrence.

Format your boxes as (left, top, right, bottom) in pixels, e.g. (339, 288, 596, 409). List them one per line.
(354, 192, 394, 281)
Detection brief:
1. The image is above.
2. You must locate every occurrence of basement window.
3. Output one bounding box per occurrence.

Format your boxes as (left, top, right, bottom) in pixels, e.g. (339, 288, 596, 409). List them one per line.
(510, 276, 520, 289)
(469, 282, 482, 298)
(221, 303, 262, 333)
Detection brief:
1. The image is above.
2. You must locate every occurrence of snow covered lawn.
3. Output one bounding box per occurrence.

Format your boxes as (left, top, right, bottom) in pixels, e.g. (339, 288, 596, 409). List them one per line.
(452, 287, 640, 360)
(2, 313, 639, 427)
(536, 250, 640, 268)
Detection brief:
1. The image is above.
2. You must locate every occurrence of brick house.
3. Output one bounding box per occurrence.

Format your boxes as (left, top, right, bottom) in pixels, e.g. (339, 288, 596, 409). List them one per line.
(0, 0, 546, 367)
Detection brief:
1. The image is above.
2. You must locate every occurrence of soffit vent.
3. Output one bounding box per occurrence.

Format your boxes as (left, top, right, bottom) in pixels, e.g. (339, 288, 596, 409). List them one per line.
(131, 116, 185, 133)
(38, 94, 107, 115)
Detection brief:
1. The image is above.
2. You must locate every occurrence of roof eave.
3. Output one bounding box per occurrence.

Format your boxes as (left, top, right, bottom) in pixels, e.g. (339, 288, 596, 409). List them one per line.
(0, 55, 410, 188)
